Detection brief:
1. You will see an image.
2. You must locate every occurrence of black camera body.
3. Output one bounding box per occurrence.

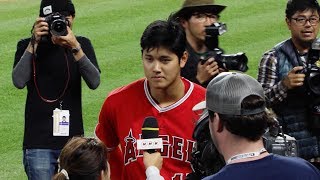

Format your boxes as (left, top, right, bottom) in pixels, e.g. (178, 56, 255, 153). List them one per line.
(203, 22, 249, 72)
(45, 12, 68, 36)
(200, 49, 248, 72)
(304, 38, 320, 96)
(186, 111, 225, 180)
(299, 38, 320, 130)
(263, 119, 298, 157)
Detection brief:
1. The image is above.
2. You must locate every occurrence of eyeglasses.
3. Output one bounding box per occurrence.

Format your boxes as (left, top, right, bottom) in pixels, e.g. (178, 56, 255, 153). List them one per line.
(291, 16, 320, 26)
(192, 13, 219, 23)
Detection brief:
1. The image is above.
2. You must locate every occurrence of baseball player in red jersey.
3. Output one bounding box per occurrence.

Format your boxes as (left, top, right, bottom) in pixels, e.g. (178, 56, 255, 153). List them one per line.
(95, 16, 205, 180)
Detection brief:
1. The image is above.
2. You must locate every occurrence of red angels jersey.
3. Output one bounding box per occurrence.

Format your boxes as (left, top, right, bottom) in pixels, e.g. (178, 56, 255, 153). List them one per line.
(95, 78, 205, 180)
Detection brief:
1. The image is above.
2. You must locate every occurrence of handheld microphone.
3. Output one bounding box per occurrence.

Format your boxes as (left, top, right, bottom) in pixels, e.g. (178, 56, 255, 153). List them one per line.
(137, 116, 163, 153)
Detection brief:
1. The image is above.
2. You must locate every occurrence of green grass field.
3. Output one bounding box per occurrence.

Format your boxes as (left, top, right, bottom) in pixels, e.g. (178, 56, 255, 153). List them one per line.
(0, 0, 288, 179)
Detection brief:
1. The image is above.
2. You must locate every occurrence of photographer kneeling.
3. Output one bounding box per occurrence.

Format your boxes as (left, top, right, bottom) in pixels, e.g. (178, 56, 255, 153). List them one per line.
(194, 72, 320, 180)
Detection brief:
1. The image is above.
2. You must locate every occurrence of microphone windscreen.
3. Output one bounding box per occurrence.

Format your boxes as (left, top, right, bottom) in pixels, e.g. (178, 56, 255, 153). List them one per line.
(142, 116, 159, 139)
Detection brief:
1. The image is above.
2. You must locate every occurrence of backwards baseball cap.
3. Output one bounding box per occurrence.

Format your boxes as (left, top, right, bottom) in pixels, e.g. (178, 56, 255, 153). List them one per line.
(193, 72, 266, 116)
(39, 0, 75, 17)
(174, 0, 226, 19)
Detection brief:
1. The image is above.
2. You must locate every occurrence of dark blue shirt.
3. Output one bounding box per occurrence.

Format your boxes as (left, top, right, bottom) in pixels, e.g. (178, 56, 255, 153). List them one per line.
(203, 154, 320, 180)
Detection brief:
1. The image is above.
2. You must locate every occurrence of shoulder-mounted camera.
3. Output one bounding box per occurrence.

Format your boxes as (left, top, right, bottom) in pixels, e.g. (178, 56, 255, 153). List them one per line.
(263, 118, 299, 157)
(186, 111, 225, 180)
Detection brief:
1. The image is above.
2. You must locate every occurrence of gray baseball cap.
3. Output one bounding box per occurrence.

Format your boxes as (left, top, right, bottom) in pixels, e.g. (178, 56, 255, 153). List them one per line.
(193, 72, 265, 115)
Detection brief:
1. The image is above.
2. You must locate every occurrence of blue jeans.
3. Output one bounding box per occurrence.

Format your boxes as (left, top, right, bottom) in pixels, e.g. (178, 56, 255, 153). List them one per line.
(23, 149, 61, 180)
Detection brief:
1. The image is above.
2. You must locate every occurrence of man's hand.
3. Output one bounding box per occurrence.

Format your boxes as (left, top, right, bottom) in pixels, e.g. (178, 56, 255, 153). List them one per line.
(51, 26, 84, 60)
(143, 151, 163, 170)
(27, 17, 49, 53)
(32, 17, 49, 42)
(196, 57, 219, 84)
(51, 26, 79, 49)
(282, 66, 305, 89)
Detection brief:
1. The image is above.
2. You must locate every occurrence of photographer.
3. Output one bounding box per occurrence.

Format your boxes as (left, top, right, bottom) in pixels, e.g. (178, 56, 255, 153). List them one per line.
(12, 0, 100, 179)
(196, 72, 320, 179)
(174, 0, 227, 87)
(258, 0, 320, 168)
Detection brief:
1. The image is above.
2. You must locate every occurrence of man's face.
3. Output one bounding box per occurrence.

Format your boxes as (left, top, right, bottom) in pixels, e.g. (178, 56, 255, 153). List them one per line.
(182, 12, 219, 42)
(286, 9, 320, 45)
(142, 46, 187, 90)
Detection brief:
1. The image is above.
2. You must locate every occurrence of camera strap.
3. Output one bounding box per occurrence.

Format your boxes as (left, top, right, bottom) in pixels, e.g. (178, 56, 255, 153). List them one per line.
(226, 148, 267, 164)
(32, 50, 70, 103)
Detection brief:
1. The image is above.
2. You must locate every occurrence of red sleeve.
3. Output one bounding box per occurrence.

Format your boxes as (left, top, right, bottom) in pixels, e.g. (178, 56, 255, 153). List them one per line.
(95, 95, 119, 149)
(95, 95, 125, 179)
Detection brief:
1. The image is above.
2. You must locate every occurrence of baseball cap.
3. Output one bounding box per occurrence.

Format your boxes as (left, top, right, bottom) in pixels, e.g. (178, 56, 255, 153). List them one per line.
(174, 0, 226, 19)
(193, 72, 266, 117)
(39, 0, 75, 17)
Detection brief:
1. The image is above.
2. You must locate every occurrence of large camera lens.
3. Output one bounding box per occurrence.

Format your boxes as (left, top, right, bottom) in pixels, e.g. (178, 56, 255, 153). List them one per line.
(51, 19, 67, 36)
(308, 71, 320, 95)
(44, 13, 68, 36)
(220, 52, 248, 72)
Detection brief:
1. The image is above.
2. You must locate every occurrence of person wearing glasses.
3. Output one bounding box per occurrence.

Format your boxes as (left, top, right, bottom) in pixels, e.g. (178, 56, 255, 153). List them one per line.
(258, 0, 320, 169)
(174, 0, 226, 87)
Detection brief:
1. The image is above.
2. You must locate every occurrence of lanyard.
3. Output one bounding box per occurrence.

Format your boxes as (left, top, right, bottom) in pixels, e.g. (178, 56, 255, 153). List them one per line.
(32, 50, 70, 103)
(226, 148, 267, 164)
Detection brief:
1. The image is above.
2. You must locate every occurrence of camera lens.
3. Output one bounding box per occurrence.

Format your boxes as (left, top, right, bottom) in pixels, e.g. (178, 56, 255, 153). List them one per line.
(308, 71, 320, 95)
(51, 19, 67, 36)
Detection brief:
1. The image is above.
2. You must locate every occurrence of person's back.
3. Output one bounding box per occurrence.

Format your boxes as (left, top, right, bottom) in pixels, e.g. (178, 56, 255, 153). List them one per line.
(203, 154, 320, 180)
(193, 72, 320, 179)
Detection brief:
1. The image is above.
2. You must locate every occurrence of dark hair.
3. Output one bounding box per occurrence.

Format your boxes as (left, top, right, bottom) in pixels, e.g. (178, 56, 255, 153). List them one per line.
(209, 95, 273, 141)
(53, 137, 108, 180)
(140, 14, 186, 59)
(286, 0, 320, 19)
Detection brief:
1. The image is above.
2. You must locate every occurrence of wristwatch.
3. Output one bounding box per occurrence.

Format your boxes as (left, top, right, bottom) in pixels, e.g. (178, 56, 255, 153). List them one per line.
(71, 44, 81, 55)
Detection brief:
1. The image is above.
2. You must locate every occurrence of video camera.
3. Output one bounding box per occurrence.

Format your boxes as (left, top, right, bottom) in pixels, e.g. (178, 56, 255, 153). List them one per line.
(187, 111, 298, 180)
(263, 118, 298, 157)
(45, 12, 69, 36)
(202, 22, 248, 72)
(186, 111, 225, 180)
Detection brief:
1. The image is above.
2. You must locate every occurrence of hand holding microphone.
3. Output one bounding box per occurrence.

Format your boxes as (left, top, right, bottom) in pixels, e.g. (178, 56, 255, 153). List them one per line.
(143, 151, 163, 170)
(138, 117, 164, 180)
